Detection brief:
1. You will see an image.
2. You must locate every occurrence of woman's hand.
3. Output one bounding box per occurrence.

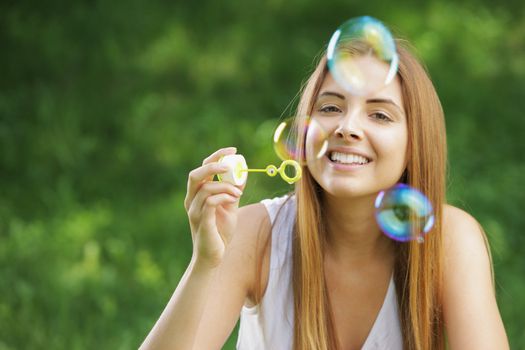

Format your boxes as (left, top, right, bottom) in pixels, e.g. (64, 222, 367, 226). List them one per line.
(184, 147, 244, 269)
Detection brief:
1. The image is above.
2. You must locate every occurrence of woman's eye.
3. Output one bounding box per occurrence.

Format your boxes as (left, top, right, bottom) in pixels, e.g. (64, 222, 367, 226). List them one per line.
(370, 112, 392, 122)
(319, 105, 341, 113)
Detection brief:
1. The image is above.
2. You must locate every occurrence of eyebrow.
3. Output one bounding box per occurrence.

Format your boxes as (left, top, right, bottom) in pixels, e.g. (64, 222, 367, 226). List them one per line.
(317, 91, 405, 114)
(367, 98, 405, 114)
(318, 91, 345, 99)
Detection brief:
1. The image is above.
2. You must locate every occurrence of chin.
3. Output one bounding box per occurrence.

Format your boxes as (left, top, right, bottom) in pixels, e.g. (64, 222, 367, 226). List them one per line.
(320, 176, 404, 200)
(321, 181, 377, 199)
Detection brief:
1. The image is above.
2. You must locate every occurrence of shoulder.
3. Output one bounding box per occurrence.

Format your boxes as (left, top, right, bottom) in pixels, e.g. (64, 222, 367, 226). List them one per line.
(238, 194, 293, 231)
(442, 205, 490, 257)
(236, 201, 272, 248)
(440, 205, 509, 349)
(231, 201, 271, 265)
(238, 201, 270, 224)
(441, 204, 493, 291)
(442, 205, 492, 277)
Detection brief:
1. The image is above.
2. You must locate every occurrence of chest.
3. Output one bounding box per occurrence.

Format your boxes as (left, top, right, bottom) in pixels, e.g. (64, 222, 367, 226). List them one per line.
(324, 264, 393, 350)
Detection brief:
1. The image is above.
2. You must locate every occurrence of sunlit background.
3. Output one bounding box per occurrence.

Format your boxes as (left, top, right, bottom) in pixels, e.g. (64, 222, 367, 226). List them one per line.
(1, 1, 524, 349)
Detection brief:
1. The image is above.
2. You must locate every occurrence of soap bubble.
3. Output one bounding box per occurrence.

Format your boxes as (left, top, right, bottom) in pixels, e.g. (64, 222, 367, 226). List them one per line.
(273, 117, 328, 165)
(374, 184, 434, 243)
(327, 16, 398, 96)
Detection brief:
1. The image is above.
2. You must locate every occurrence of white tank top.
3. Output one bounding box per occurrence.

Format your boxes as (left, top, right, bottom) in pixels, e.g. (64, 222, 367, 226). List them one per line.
(236, 195, 403, 350)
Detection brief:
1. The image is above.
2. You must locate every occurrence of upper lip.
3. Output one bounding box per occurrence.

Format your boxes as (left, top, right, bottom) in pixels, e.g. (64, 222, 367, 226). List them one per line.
(327, 147, 373, 161)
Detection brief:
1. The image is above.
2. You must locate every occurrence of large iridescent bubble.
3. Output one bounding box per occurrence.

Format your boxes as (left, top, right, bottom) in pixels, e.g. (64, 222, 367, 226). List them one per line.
(273, 116, 328, 165)
(374, 184, 435, 243)
(327, 16, 398, 96)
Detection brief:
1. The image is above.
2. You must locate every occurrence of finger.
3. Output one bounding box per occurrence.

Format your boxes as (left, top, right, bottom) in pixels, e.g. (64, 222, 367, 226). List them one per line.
(185, 147, 237, 209)
(216, 198, 240, 219)
(202, 147, 237, 166)
(191, 182, 243, 214)
(203, 193, 239, 209)
(190, 193, 239, 227)
(185, 147, 240, 211)
(185, 162, 230, 210)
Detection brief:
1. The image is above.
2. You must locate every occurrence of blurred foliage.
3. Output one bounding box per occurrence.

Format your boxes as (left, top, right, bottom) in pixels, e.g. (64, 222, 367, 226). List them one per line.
(1, 0, 524, 349)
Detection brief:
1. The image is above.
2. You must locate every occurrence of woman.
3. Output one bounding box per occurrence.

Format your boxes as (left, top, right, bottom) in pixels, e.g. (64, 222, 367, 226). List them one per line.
(140, 40, 509, 349)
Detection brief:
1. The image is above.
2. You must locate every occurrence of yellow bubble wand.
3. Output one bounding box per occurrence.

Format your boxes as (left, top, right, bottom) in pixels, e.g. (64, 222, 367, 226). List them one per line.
(218, 155, 302, 185)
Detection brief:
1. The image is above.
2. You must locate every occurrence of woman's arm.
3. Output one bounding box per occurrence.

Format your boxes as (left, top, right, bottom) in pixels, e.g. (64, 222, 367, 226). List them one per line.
(140, 147, 271, 350)
(139, 257, 223, 350)
(140, 147, 247, 350)
(191, 202, 270, 349)
(140, 203, 269, 350)
(442, 205, 509, 350)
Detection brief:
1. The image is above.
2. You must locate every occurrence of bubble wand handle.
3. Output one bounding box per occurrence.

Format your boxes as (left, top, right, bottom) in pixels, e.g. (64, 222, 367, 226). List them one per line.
(242, 160, 302, 184)
(243, 168, 268, 173)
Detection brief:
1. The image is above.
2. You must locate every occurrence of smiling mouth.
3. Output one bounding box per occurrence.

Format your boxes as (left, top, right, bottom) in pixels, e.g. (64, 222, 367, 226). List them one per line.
(328, 151, 372, 165)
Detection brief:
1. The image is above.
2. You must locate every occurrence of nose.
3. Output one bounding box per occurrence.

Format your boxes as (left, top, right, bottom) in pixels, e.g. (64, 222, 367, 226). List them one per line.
(334, 110, 364, 141)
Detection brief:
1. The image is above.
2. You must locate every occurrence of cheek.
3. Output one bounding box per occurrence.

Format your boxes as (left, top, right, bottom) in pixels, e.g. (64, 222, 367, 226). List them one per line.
(374, 128, 408, 165)
(397, 130, 409, 165)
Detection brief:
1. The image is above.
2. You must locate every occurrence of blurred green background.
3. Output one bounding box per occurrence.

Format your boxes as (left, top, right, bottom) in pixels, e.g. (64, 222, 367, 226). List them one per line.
(1, 0, 524, 349)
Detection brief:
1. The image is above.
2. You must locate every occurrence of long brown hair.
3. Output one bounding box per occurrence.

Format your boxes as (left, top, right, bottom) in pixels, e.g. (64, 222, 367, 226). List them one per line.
(291, 40, 447, 350)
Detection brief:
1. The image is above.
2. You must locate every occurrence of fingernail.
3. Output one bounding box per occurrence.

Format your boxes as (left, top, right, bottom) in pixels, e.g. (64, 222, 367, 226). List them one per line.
(234, 188, 243, 196)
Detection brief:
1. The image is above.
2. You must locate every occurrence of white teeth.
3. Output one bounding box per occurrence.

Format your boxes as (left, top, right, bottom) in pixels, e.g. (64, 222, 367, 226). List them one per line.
(330, 152, 370, 165)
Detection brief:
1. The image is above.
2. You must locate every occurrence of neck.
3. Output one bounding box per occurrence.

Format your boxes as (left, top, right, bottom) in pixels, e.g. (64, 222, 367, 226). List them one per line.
(322, 192, 396, 268)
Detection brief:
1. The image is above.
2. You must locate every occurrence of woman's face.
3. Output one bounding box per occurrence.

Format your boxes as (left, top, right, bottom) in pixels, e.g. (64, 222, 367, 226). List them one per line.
(306, 56, 408, 199)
